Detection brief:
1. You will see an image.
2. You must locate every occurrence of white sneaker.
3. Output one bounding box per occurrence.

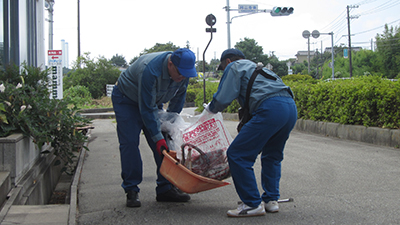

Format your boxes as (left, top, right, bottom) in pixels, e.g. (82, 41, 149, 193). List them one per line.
(227, 201, 266, 217)
(265, 200, 279, 213)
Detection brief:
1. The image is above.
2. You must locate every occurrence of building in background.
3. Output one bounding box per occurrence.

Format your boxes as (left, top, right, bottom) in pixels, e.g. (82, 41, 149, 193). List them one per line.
(295, 51, 316, 64)
(61, 39, 69, 68)
(1, 0, 47, 69)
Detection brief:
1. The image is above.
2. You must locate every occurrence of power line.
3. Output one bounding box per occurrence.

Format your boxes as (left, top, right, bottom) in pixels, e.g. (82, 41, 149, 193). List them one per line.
(353, 18, 400, 35)
(357, 0, 400, 16)
(320, 10, 346, 31)
(355, 0, 378, 5)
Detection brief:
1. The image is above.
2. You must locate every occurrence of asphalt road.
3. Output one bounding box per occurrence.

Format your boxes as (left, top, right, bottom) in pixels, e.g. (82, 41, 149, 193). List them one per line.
(76, 113, 400, 225)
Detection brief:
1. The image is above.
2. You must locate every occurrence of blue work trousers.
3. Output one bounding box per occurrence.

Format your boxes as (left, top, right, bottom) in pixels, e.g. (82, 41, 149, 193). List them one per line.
(111, 85, 171, 194)
(227, 96, 297, 207)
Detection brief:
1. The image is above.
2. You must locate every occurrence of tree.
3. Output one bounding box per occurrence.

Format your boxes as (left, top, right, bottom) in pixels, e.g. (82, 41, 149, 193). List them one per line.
(292, 62, 307, 75)
(234, 38, 265, 63)
(209, 58, 220, 73)
(268, 55, 288, 77)
(111, 54, 127, 68)
(375, 24, 400, 78)
(196, 60, 213, 77)
(64, 53, 121, 99)
(233, 38, 292, 76)
(129, 42, 181, 66)
(141, 42, 180, 55)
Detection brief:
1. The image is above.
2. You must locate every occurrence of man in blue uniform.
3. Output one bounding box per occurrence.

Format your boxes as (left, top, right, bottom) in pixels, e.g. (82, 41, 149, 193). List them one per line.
(112, 48, 197, 207)
(205, 49, 297, 217)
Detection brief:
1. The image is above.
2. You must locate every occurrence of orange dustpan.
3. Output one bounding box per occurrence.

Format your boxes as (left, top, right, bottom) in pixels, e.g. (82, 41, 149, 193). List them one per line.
(160, 150, 230, 194)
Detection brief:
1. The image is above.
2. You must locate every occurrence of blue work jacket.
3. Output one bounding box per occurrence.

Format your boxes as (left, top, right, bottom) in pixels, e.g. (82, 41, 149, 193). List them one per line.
(209, 59, 293, 114)
(117, 51, 189, 143)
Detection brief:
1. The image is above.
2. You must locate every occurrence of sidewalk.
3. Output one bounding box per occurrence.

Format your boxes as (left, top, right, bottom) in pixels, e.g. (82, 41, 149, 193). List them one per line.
(75, 109, 400, 225)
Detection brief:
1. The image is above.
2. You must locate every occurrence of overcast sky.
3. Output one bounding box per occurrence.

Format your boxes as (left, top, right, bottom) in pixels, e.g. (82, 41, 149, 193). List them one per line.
(48, 0, 400, 67)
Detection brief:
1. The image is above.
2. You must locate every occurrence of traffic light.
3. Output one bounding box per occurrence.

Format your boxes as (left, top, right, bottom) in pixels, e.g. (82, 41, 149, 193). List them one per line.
(270, 7, 294, 16)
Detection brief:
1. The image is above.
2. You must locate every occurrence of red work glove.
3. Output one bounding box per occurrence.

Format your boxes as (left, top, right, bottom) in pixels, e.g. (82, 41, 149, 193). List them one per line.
(156, 139, 168, 156)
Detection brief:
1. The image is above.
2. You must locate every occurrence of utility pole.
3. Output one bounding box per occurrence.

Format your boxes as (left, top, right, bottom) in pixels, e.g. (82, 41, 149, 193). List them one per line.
(77, 0, 81, 58)
(302, 30, 311, 74)
(346, 5, 359, 78)
(225, 0, 231, 49)
(45, 0, 55, 50)
(346, 5, 352, 78)
(330, 32, 334, 79)
(371, 38, 374, 51)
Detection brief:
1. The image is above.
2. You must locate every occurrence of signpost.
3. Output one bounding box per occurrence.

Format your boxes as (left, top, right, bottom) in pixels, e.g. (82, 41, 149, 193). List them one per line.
(48, 50, 63, 99)
(302, 30, 335, 79)
(238, 4, 258, 13)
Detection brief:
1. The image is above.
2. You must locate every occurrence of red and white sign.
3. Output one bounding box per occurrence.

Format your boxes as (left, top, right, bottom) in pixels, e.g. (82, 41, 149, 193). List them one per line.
(48, 50, 62, 60)
(48, 50, 63, 99)
(48, 50, 63, 63)
(48, 50, 62, 55)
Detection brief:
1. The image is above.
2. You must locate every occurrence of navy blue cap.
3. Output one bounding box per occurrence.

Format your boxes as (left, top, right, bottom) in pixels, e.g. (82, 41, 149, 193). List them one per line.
(171, 48, 197, 78)
(217, 49, 245, 70)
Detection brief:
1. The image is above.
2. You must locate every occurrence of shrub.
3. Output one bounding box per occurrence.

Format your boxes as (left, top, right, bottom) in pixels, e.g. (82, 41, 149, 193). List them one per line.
(185, 89, 196, 103)
(187, 75, 399, 129)
(290, 76, 400, 128)
(282, 74, 316, 83)
(64, 53, 120, 99)
(0, 64, 92, 174)
(64, 85, 92, 108)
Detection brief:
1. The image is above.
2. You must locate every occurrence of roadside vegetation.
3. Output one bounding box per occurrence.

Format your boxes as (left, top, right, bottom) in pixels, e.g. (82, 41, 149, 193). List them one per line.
(61, 23, 400, 129)
(0, 64, 92, 173)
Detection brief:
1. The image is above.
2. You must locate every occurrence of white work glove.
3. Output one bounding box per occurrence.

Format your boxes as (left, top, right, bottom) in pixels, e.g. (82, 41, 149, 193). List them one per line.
(203, 102, 216, 114)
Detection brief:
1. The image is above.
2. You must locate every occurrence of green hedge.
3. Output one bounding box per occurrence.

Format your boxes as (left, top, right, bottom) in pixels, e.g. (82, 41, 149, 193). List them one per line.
(188, 75, 400, 129)
(284, 75, 400, 129)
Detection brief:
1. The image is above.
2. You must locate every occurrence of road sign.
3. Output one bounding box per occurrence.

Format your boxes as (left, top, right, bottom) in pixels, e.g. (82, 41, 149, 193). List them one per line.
(238, 4, 258, 13)
(48, 50, 63, 99)
(312, 30, 320, 38)
(302, 30, 310, 39)
(206, 14, 216, 26)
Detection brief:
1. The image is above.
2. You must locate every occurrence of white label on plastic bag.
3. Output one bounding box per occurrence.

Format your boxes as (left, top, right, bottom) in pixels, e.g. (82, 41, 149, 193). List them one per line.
(183, 115, 232, 157)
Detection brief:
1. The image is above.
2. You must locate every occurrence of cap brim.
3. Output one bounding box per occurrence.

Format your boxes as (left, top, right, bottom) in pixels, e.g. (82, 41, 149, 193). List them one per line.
(177, 67, 198, 78)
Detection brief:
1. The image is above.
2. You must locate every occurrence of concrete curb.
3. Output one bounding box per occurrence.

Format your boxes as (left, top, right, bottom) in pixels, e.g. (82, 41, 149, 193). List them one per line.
(68, 129, 91, 225)
(294, 119, 400, 148)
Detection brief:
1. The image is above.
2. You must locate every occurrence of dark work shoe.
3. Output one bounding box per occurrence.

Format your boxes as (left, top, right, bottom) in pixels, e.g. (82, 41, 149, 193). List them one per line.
(156, 186, 190, 202)
(126, 190, 141, 207)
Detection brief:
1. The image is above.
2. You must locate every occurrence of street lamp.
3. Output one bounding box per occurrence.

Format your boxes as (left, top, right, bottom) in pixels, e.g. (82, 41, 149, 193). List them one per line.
(203, 14, 217, 103)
